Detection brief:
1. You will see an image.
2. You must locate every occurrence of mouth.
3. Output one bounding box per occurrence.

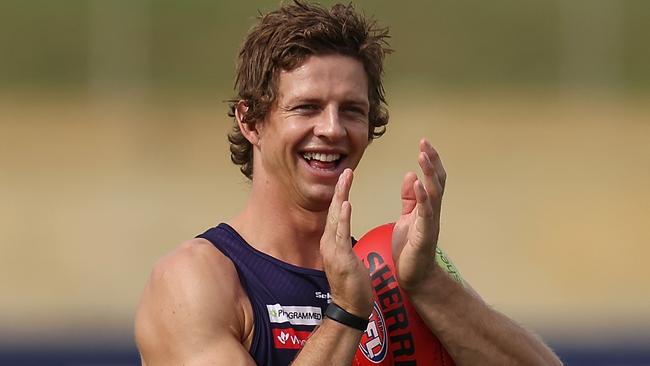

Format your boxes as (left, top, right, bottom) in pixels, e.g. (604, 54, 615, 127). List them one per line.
(300, 151, 346, 171)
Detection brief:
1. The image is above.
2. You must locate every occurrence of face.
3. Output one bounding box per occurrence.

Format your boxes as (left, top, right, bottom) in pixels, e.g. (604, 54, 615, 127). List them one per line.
(253, 54, 371, 211)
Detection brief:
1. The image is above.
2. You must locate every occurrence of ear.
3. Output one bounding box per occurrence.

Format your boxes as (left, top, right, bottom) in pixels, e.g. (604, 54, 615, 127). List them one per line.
(235, 100, 261, 146)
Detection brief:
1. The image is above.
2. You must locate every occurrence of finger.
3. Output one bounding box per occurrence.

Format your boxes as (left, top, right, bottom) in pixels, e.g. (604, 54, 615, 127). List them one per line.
(325, 169, 354, 237)
(335, 201, 352, 249)
(400, 171, 418, 215)
(413, 179, 437, 244)
(414, 179, 434, 221)
(420, 139, 446, 189)
(418, 151, 443, 202)
(342, 168, 353, 201)
(324, 170, 348, 238)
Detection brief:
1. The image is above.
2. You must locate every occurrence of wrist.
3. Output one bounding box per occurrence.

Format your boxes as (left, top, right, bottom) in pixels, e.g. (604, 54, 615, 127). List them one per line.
(328, 295, 372, 319)
(401, 261, 444, 296)
(325, 303, 369, 331)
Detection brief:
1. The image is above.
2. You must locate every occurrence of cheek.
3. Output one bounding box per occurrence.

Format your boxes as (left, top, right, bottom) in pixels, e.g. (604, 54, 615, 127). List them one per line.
(282, 120, 310, 143)
(263, 122, 301, 151)
(350, 124, 370, 148)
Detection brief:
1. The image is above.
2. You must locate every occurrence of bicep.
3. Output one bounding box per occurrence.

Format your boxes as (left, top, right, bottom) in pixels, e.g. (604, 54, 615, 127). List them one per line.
(135, 240, 255, 366)
(165, 336, 255, 366)
(137, 327, 254, 366)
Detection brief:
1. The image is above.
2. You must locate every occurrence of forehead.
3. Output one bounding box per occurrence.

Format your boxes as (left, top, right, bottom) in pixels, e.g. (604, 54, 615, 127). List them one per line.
(276, 54, 369, 104)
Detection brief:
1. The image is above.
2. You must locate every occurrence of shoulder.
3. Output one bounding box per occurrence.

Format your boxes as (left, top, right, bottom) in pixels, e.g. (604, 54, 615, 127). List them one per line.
(141, 238, 242, 310)
(135, 238, 253, 363)
(155, 237, 238, 284)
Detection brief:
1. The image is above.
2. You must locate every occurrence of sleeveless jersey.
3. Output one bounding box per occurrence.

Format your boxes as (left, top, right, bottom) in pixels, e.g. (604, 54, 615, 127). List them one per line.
(197, 223, 331, 366)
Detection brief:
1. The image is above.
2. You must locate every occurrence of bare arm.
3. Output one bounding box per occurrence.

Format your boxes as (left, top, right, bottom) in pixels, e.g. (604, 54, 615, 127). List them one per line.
(392, 139, 563, 366)
(292, 318, 365, 365)
(135, 239, 256, 366)
(411, 266, 561, 365)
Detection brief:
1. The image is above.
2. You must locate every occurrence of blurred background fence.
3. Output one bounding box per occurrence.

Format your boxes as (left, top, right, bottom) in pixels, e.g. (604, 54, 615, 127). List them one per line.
(1, 1, 649, 365)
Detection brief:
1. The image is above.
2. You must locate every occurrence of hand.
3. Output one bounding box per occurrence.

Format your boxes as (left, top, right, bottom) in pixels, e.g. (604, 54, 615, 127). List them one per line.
(320, 169, 373, 318)
(392, 139, 447, 293)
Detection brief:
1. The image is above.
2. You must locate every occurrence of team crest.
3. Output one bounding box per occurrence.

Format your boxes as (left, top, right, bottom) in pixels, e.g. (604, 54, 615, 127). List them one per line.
(358, 301, 388, 363)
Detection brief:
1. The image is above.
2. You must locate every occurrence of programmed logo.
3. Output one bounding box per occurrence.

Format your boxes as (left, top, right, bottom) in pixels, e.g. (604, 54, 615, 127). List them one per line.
(266, 304, 322, 326)
(358, 302, 388, 363)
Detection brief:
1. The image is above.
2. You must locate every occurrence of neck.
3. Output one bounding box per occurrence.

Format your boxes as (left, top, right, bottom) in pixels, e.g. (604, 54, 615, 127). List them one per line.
(229, 178, 329, 270)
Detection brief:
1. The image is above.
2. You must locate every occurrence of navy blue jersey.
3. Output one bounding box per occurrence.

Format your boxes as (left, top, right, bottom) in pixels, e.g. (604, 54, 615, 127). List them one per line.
(197, 223, 331, 366)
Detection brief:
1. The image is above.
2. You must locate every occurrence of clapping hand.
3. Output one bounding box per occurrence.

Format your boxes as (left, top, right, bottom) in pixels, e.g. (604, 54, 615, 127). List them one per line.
(392, 139, 447, 293)
(320, 169, 373, 319)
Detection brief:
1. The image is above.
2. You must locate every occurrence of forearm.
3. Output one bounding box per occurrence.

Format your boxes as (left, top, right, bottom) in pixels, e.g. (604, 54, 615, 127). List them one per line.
(291, 318, 362, 366)
(408, 269, 562, 366)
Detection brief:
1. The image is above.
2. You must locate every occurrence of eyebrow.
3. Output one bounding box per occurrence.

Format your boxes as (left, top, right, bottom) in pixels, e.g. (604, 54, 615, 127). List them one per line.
(341, 99, 369, 108)
(285, 97, 322, 105)
(285, 96, 369, 108)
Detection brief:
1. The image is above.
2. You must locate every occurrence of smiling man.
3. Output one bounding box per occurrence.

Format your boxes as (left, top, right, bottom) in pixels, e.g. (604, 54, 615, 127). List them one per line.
(134, 2, 562, 365)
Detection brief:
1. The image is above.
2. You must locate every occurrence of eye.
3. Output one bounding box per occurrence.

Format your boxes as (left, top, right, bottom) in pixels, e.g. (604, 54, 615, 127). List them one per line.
(342, 105, 368, 117)
(292, 104, 319, 113)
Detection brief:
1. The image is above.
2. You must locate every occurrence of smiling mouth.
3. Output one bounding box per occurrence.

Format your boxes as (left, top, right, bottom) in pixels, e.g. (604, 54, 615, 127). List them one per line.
(301, 152, 345, 170)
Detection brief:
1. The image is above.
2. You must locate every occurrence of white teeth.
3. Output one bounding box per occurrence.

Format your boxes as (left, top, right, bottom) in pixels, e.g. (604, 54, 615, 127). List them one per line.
(302, 152, 341, 162)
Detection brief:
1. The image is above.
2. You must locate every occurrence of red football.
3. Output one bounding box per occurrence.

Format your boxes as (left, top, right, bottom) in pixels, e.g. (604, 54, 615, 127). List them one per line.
(352, 223, 455, 366)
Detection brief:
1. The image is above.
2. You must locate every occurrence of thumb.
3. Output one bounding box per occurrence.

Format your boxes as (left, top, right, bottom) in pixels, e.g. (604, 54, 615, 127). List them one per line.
(400, 172, 418, 215)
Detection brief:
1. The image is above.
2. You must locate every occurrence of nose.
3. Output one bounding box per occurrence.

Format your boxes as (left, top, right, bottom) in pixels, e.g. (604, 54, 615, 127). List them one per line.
(313, 105, 346, 141)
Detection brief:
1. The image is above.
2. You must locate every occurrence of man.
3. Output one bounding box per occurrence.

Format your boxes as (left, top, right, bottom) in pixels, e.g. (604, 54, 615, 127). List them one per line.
(135, 2, 563, 365)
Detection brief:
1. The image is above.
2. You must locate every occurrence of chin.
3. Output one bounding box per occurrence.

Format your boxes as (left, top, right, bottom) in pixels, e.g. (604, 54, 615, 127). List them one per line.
(301, 185, 336, 211)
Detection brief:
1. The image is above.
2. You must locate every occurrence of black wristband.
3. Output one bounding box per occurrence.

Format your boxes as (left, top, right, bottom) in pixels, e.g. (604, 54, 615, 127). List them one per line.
(324, 303, 369, 331)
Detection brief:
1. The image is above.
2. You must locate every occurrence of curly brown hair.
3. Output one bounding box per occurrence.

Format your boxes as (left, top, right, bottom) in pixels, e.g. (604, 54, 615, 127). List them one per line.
(227, 1, 392, 179)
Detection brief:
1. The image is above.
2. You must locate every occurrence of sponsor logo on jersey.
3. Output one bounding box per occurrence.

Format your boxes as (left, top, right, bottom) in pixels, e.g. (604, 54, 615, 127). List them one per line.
(267, 304, 323, 326)
(358, 301, 388, 363)
(272, 328, 312, 349)
(314, 291, 332, 303)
